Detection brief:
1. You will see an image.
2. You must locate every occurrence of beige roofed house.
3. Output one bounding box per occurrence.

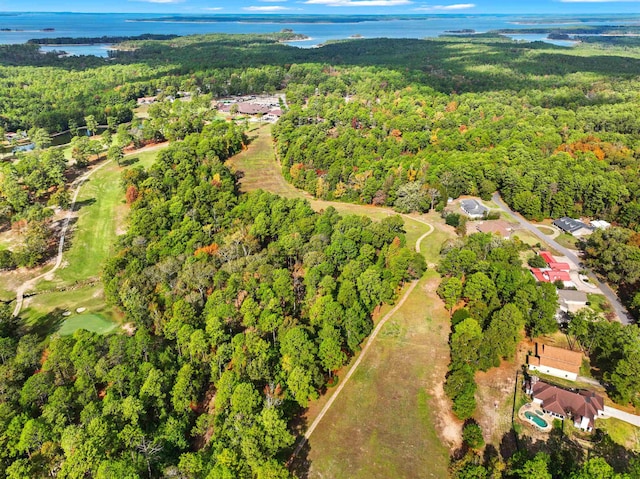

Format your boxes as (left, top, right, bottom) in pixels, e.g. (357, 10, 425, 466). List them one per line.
(475, 220, 512, 239)
(527, 342, 583, 381)
(558, 290, 588, 314)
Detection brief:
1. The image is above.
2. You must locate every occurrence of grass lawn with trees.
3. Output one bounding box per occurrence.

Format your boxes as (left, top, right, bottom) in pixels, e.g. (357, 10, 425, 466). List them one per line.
(17, 147, 165, 327)
(303, 272, 452, 478)
(228, 125, 455, 477)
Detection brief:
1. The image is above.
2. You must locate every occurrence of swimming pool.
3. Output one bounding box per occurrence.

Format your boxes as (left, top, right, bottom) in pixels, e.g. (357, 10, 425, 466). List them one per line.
(525, 411, 548, 428)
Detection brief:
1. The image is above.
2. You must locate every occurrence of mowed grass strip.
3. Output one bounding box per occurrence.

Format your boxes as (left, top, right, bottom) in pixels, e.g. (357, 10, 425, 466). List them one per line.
(22, 147, 164, 330)
(229, 124, 455, 477)
(305, 272, 451, 479)
(50, 148, 162, 287)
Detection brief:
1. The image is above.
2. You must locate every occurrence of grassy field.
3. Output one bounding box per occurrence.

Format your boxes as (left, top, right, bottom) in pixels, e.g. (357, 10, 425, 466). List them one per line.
(9, 146, 165, 331)
(555, 232, 580, 250)
(598, 418, 640, 452)
(587, 293, 612, 315)
(229, 125, 455, 477)
(535, 225, 556, 236)
(32, 148, 162, 294)
(58, 313, 118, 336)
(303, 272, 453, 478)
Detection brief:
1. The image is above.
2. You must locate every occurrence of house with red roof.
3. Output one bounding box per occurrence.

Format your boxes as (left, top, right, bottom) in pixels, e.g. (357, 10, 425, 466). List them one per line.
(528, 379, 604, 431)
(530, 251, 574, 287)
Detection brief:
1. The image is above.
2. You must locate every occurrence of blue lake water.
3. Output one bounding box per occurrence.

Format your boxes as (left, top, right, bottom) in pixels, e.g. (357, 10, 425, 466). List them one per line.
(1, 12, 640, 56)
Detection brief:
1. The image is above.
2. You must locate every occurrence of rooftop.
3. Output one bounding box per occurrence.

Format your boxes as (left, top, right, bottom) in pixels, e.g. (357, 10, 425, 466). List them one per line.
(528, 342, 582, 376)
(558, 289, 588, 304)
(461, 199, 488, 217)
(553, 217, 593, 234)
(475, 220, 511, 238)
(532, 381, 604, 428)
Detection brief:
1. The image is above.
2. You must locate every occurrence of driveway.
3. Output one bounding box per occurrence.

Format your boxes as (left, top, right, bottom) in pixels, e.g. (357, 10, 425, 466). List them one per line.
(491, 193, 632, 325)
(603, 406, 640, 427)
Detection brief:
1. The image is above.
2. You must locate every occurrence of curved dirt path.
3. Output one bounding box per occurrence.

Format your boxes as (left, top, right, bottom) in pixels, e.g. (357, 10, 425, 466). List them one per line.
(290, 217, 434, 461)
(13, 159, 113, 316)
(12, 142, 168, 317)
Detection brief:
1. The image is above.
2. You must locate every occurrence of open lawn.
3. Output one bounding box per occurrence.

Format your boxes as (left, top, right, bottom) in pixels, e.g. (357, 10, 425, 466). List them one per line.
(58, 313, 118, 336)
(303, 272, 453, 479)
(229, 125, 455, 477)
(555, 232, 580, 250)
(20, 284, 121, 337)
(535, 225, 556, 236)
(587, 293, 612, 315)
(599, 418, 640, 452)
(33, 148, 162, 294)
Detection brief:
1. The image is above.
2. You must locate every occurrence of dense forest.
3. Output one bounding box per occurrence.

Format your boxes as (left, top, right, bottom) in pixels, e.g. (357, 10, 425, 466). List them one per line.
(437, 233, 558, 419)
(0, 123, 424, 477)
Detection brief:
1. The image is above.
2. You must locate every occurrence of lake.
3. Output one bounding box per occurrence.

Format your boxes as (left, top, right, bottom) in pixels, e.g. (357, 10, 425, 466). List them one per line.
(1, 12, 640, 55)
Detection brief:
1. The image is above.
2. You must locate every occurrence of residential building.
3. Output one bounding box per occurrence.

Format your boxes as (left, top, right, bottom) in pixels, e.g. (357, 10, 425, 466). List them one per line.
(529, 379, 604, 431)
(530, 251, 574, 287)
(475, 220, 512, 239)
(461, 199, 488, 219)
(553, 217, 594, 237)
(527, 342, 582, 381)
(558, 290, 588, 314)
(137, 96, 158, 105)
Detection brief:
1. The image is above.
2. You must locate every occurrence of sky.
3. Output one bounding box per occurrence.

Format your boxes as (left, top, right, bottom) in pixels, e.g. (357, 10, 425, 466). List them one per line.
(2, 0, 640, 15)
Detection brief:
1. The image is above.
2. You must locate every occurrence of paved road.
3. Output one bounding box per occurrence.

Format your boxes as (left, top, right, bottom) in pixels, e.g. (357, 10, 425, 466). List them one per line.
(289, 219, 434, 463)
(491, 193, 632, 325)
(603, 406, 640, 427)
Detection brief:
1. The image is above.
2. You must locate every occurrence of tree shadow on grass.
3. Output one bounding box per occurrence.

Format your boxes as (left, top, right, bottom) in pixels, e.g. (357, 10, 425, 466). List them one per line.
(120, 156, 139, 167)
(288, 439, 311, 479)
(73, 197, 96, 210)
(26, 307, 66, 339)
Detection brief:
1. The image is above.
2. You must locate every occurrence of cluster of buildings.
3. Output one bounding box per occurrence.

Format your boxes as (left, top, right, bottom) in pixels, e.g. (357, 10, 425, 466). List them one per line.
(529, 250, 574, 288)
(214, 94, 286, 123)
(552, 216, 611, 237)
(526, 343, 605, 432)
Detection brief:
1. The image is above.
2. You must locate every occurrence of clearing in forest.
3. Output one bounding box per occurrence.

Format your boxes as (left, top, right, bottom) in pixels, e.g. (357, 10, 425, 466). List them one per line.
(227, 124, 457, 477)
(14, 146, 165, 331)
(301, 271, 454, 478)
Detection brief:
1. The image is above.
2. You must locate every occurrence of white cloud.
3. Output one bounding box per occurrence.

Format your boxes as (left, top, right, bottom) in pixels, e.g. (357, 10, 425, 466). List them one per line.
(304, 0, 412, 6)
(414, 3, 475, 10)
(203, 7, 224, 10)
(243, 5, 292, 10)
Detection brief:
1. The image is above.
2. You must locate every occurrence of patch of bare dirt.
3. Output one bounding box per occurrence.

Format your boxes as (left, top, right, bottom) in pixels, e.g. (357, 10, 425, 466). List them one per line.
(121, 322, 136, 336)
(475, 341, 529, 444)
(431, 380, 463, 450)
